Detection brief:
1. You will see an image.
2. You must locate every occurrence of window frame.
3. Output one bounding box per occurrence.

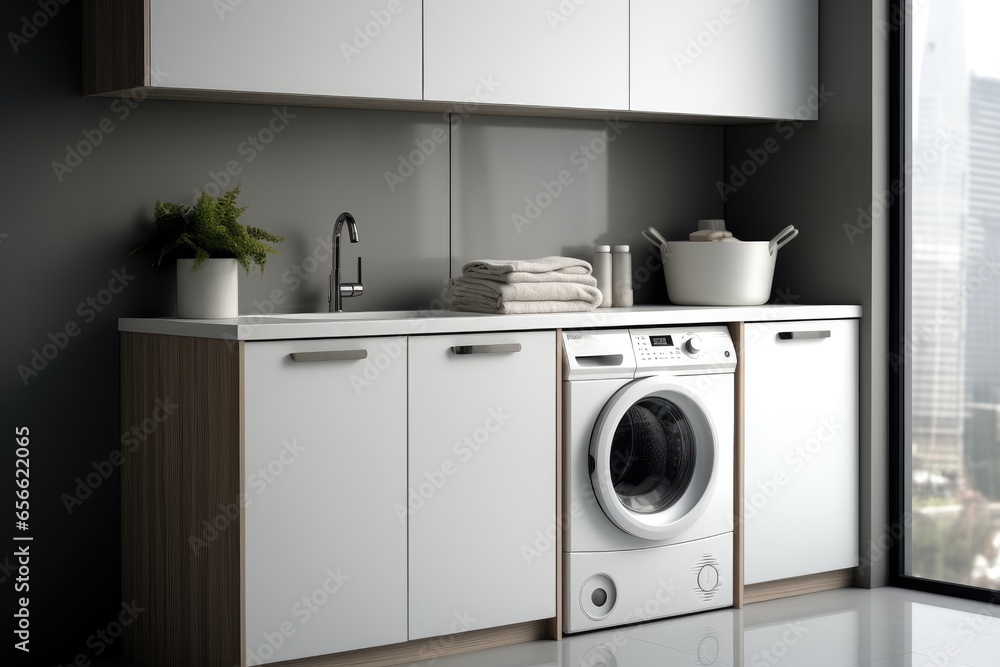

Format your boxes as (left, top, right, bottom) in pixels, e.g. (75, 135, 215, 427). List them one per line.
(887, 0, 1000, 604)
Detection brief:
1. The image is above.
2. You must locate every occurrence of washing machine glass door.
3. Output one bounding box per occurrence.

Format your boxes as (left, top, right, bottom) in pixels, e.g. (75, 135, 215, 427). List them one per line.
(590, 376, 718, 540)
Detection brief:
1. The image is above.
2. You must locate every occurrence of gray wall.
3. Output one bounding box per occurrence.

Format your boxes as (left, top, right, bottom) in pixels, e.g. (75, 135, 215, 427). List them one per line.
(723, 0, 890, 588)
(450, 115, 723, 303)
(0, 2, 723, 663)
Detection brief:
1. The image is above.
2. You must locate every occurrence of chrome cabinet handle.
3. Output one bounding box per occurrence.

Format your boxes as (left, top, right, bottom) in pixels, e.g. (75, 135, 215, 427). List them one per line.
(777, 330, 831, 340)
(449, 343, 522, 355)
(290, 350, 368, 362)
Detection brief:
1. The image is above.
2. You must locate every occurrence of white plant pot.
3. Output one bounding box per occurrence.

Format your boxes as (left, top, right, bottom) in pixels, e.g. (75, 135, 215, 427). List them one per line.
(176, 258, 239, 319)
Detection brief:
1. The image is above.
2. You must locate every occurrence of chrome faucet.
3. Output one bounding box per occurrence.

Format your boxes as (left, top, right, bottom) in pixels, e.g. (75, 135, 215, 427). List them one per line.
(329, 212, 363, 312)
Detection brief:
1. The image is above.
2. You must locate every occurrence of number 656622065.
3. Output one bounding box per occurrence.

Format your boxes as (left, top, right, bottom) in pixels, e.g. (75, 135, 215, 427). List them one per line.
(15, 427, 29, 524)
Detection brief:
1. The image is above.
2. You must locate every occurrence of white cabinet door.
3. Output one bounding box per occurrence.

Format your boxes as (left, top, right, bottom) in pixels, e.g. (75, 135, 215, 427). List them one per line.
(407, 332, 556, 639)
(244, 338, 408, 663)
(631, 0, 818, 119)
(743, 320, 859, 585)
(150, 0, 422, 99)
(423, 0, 629, 110)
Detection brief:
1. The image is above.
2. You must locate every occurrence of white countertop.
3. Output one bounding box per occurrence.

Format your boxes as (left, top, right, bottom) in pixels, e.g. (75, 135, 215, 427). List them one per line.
(118, 304, 862, 341)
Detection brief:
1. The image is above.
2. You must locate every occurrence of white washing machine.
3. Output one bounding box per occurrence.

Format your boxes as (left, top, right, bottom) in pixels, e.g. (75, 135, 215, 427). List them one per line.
(562, 325, 735, 634)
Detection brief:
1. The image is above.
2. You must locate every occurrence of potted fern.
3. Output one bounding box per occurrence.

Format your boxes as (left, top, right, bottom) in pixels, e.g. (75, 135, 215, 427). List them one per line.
(131, 184, 284, 318)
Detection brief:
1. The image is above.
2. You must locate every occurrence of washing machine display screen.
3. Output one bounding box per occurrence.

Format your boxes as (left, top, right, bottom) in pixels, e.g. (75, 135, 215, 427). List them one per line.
(649, 336, 673, 347)
(609, 397, 695, 514)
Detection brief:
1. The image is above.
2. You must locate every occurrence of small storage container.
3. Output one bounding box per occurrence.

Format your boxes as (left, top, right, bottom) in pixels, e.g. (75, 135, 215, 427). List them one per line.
(642, 226, 798, 306)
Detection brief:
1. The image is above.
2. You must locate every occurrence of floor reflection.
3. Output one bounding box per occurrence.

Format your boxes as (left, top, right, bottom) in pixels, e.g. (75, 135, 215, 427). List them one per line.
(425, 587, 1000, 667)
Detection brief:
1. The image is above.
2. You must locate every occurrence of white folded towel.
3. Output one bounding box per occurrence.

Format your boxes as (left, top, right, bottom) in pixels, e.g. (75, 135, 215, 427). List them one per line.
(450, 277, 603, 305)
(451, 300, 600, 315)
(449, 277, 603, 314)
(450, 257, 600, 314)
(463, 270, 598, 286)
(461, 256, 592, 277)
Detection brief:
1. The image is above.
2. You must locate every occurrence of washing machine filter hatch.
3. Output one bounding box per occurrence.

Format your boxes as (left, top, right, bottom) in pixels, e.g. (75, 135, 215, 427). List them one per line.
(609, 397, 696, 514)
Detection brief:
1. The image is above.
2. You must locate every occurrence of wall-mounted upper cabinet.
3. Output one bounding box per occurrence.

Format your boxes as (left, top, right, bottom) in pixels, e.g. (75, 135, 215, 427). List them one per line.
(86, 0, 422, 101)
(85, 0, 816, 123)
(151, 0, 422, 99)
(630, 0, 819, 120)
(422, 0, 629, 111)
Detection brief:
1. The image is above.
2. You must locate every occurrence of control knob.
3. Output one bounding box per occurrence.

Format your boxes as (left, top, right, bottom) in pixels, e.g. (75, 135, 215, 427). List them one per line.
(685, 335, 703, 355)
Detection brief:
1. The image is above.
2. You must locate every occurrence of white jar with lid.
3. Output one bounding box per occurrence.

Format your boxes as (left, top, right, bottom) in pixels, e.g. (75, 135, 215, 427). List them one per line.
(593, 245, 612, 308)
(611, 245, 633, 307)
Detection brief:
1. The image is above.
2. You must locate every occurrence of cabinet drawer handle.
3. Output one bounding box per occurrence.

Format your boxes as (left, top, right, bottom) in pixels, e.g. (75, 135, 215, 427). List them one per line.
(290, 350, 368, 362)
(777, 330, 831, 340)
(449, 343, 522, 356)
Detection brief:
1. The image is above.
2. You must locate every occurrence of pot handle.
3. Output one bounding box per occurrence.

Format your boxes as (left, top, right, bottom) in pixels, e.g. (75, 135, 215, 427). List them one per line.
(642, 226, 669, 250)
(769, 225, 799, 255)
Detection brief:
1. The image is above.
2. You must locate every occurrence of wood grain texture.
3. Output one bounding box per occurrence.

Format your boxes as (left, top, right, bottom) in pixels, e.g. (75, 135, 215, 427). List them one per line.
(270, 620, 551, 667)
(121, 333, 242, 667)
(727, 322, 745, 609)
(551, 330, 564, 641)
(84, 0, 149, 95)
(743, 569, 855, 605)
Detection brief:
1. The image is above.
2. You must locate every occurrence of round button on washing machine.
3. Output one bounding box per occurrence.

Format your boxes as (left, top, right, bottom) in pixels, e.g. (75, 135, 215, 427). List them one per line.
(697, 565, 720, 591)
(685, 335, 703, 354)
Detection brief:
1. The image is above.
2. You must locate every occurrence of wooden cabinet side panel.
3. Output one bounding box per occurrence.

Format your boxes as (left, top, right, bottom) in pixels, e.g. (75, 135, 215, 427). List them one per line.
(84, 0, 149, 95)
(727, 321, 745, 609)
(121, 333, 242, 667)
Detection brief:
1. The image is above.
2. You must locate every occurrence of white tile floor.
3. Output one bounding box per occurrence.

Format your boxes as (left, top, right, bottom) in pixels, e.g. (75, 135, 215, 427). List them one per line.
(422, 587, 1000, 667)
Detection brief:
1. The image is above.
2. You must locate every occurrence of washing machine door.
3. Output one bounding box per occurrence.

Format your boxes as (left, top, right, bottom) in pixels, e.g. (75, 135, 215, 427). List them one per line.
(590, 375, 718, 541)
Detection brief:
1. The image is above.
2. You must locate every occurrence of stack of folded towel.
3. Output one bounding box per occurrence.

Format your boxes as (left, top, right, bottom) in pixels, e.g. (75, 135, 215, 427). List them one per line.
(449, 256, 603, 314)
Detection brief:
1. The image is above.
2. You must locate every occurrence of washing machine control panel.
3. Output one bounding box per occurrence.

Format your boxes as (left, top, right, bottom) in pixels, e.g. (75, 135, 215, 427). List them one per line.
(630, 326, 736, 373)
